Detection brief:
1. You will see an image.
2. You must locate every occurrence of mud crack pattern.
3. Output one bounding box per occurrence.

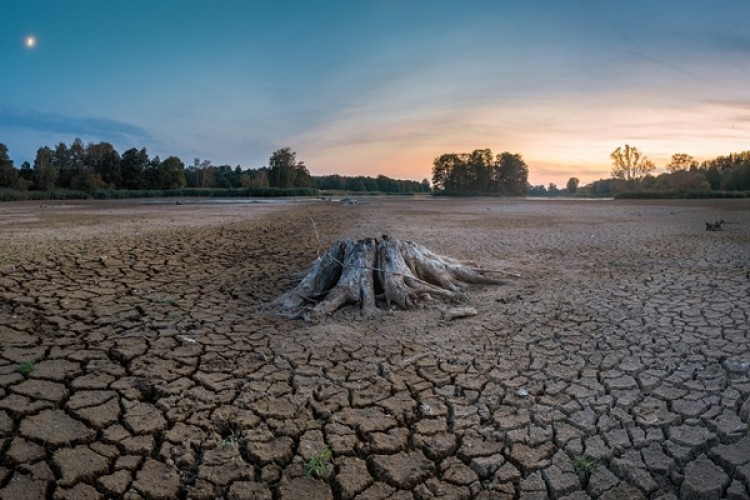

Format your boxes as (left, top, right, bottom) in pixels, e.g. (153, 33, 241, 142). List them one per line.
(0, 198, 749, 499)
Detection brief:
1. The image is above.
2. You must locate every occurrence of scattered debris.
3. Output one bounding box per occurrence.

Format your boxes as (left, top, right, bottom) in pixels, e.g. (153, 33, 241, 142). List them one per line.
(441, 306, 479, 320)
(517, 388, 529, 397)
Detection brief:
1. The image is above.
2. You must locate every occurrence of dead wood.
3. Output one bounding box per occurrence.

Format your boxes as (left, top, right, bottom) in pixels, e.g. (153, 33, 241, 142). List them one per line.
(440, 306, 479, 320)
(269, 235, 511, 319)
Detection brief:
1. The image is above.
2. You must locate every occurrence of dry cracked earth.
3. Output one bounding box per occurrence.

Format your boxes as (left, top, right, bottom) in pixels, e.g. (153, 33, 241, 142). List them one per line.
(0, 197, 748, 500)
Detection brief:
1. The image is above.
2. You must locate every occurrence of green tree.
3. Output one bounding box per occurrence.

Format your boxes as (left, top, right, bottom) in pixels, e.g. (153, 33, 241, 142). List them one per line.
(468, 149, 493, 191)
(432, 149, 528, 195)
(120, 147, 149, 190)
(87, 142, 121, 187)
(495, 152, 529, 195)
(0, 143, 18, 188)
(654, 171, 709, 191)
(610, 145, 655, 184)
(52, 142, 73, 188)
(432, 153, 469, 192)
(34, 146, 57, 191)
(566, 177, 579, 194)
(159, 156, 186, 190)
(240, 168, 269, 188)
(268, 147, 310, 188)
(19, 161, 34, 183)
(143, 155, 162, 189)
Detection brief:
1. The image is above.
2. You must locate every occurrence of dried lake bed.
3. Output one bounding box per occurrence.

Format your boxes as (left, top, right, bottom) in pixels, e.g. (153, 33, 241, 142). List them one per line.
(0, 197, 748, 499)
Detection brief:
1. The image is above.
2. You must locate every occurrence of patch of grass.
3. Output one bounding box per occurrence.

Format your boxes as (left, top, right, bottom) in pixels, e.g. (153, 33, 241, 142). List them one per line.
(573, 454, 598, 478)
(303, 447, 333, 479)
(17, 362, 36, 376)
(219, 430, 240, 451)
(167, 311, 182, 321)
(151, 294, 179, 306)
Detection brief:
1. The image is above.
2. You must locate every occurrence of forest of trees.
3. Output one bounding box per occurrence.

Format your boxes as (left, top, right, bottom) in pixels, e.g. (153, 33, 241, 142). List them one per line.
(431, 149, 529, 195)
(580, 145, 750, 197)
(2, 139, 748, 200)
(0, 141, 430, 196)
(529, 145, 750, 197)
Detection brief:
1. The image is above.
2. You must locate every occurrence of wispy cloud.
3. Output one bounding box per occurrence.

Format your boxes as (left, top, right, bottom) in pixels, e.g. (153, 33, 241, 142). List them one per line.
(0, 106, 153, 145)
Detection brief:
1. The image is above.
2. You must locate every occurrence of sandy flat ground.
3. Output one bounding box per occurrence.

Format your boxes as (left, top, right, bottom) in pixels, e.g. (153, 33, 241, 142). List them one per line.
(0, 197, 748, 499)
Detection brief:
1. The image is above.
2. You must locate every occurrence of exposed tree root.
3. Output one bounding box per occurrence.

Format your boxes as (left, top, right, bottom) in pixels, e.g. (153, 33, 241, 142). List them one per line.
(269, 235, 510, 319)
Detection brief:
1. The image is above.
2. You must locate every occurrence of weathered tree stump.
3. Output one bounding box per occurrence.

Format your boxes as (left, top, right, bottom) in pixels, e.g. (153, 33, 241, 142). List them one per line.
(270, 235, 510, 319)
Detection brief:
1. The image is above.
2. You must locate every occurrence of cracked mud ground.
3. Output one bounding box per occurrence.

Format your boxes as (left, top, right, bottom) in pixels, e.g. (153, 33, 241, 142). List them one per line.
(0, 198, 749, 499)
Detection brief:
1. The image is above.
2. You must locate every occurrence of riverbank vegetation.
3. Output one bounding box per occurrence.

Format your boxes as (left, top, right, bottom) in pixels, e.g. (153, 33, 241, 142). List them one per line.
(0, 142, 430, 201)
(2, 139, 749, 201)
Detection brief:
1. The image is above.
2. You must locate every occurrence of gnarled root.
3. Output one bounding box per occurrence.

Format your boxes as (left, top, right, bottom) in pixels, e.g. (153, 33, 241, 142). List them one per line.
(376, 238, 463, 308)
(397, 239, 507, 291)
(269, 241, 345, 317)
(270, 235, 511, 318)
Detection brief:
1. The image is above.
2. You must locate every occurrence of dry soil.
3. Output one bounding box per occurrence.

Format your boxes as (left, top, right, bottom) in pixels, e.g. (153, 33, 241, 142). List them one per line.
(0, 197, 749, 499)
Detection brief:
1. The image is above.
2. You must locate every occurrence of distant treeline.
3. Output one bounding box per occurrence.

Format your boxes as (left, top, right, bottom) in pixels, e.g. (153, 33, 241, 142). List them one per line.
(531, 149, 750, 198)
(0, 141, 431, 198)
(581, 149, 750, 198)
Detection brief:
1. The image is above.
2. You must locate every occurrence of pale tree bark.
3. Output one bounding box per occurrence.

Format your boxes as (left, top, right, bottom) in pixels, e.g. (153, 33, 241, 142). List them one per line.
(270, 235, 510, 319)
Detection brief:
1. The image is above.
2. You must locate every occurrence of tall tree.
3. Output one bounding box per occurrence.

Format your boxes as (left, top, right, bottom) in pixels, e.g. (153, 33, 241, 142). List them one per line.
(34, 146, 57, 191)
(432, 153, 469, 191)
(87, 142, 121, 187)
(666, 153, 696, 173)
(0, 143, 18, 188)
(495, 152, 529, 195)
(468, 149, 493, 191)
(120, 147, 149, 190)
(566, 177, 579, 194)
(52, 142, 73, 188)
(19, 161, 34, 183)
(144, 156, 162, 189)
(68, 138, 102, 191)
(268, 147, 310, 188)
(610, 145, 655, 183)
(159, 156, 186, 190)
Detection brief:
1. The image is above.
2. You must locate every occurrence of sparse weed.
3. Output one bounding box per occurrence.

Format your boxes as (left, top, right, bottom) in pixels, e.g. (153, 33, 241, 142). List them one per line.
(167, 311, 182, 321)
(154, 294, 179, 306)
(219, 430, 240, 451)
(17, 362, 36, 376)
(573, 454, 598, 479)
(303, 447, 333, 479)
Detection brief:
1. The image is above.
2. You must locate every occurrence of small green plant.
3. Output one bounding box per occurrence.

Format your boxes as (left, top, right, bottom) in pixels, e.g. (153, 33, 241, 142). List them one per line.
(17, 362, 36, 375)
(220, 430, 240, 451)
(167, 311, 182, 321)
(573, 454, 598, 479)
(303, 447, 333, 479)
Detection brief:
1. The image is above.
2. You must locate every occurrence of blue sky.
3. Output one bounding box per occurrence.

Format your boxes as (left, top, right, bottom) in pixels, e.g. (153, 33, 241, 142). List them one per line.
(2, 0, 750, 184)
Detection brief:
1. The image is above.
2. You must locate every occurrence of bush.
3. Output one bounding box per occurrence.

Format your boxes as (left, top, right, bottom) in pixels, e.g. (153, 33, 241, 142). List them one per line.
(0, 187, 320, 202)
(615, 190, 749, 199)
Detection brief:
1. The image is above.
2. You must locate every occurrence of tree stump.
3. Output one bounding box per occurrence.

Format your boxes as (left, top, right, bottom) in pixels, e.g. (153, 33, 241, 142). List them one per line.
(270, 235, 510, 319)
